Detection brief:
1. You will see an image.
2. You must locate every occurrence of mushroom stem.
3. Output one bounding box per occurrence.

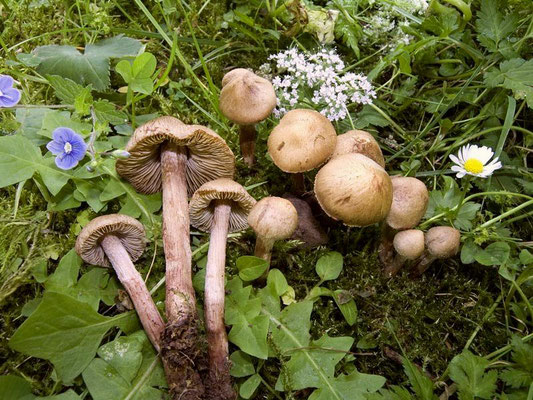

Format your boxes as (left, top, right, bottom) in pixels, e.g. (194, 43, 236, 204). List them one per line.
(254, 236, 275, 264)
(204, 200, 235, 398)
(411, 253, 437, 277)
(239, 124, 256, 167)
(101, 235, 164, 351)
(378, 224, 396, 271)
(291, 173, 305, 195)
(383, 254, 407, 278)
(161, 141, 195, 322)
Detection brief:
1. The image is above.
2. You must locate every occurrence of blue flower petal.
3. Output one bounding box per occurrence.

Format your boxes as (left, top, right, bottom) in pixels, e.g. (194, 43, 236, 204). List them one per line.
(46, 140, 65, 155)
(52, 127, 76, 144)
(70, 140, 87, 160)
(55, 153, 79, 170)
(0, 75, 14, 92)
(0, 88, 21, 107)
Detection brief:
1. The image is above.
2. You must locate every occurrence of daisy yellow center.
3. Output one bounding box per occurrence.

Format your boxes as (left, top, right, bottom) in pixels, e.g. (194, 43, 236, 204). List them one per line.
(64, 142, 73, 154)
(464, 158, 483, 174)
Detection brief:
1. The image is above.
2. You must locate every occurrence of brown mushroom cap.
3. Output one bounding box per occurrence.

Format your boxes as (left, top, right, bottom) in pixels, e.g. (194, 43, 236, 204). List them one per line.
(219, 69, 277, 125)
(115, 116, 235, 195)
(314, 153, 393, 227)
(75, 214, 146, 267)
(247, 197, 298, 241)
(386, 176, 429, 230)
(331, 130, 385, 168)
(393, 229, 425, 260)
(426, 226, 461, 259)
(267, 109, 337, 173)
(189, 178, 257, 233)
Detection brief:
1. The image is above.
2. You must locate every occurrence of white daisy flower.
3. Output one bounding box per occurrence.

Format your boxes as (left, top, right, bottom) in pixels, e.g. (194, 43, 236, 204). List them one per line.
(450, 144, 502, 178)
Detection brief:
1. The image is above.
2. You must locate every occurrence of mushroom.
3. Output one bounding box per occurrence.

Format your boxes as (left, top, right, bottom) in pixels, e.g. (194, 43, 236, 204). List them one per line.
(115, 116, 234, 397)
(314, 153, 393, 226)
(383, 229, 425, 277)
(75, 214, 164, 351)
(247, 197, 298, 265)
(219, 68, 277, 167)
(331, 129, 385, 168)
(378, 176, 429, 271)
(189, 178, 256, 399)
(267, 109, 337, 194)
(412, 226, 461, 276)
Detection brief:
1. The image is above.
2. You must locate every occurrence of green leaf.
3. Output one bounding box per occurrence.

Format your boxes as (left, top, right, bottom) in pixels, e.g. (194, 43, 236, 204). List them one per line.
(484, 59, 533, 108)
(82, 332, 165, 400)
(236, 256, 269, 281)
(266, 268, 289, 297)
(9, 292, 135, 383)
(21, 36, 142, 90)
(475, 0, 518, 51)
(402, 356, 436, 400)
(0, 375, 81, 400)
(226, 278, 269, 359)
(500, 336, 533, 389)
(454, 202, 481, 231)
(449, 351, 498, 400)
(333, 290, 357, 326)
(461, 239, 479, 264)
(277, 334, 354, 391)
(16, 107, 54, 145)
(519, 250, 533, 265)
(316, 251, 343, 281)
(309, 370, 386, 400)
(46, 75, 92, 105)
(474, 242, 511, 266)
(117, 52, 157, 94)
(229, 350, 255, 378)
(93, 100, 128, 126)
(239, 374, 261, 399)
(0, 136, 42, 188)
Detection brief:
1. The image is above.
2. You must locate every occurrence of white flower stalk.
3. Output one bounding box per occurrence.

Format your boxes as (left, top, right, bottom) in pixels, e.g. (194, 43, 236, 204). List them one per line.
(264, 48, 376, 122)
(450, 144, 502, 178)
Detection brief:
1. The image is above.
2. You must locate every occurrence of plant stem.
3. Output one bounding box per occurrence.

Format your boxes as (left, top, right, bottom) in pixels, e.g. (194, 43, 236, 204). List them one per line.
(239, 124, 256, 167)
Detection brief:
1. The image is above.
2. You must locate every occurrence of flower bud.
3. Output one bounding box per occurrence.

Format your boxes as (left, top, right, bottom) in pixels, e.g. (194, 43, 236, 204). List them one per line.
(112, 149, 131, 159)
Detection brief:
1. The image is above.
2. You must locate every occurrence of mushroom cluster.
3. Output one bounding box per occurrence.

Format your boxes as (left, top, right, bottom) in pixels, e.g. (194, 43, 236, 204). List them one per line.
(71, 68, 462, 399)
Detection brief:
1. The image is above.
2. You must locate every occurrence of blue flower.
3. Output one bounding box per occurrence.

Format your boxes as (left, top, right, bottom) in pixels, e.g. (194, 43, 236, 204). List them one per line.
(0, 75, 21, 108)
(46, 127, 87, 170)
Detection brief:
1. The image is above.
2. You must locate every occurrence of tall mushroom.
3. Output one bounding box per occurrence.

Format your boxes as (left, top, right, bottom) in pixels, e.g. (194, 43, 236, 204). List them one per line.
(248, 196, 298, 264)
(189, 178, 255, 399)
(267, 109, 337, 194)
(314, 153, 393, 226)
(378, 176, 429, 272)
(219, 68, 277, 167)
(75, 214, 164, 351)
(412, 226, 461, 276)
(115, 116, 234, 398)
(331, 129, 385, 168)
(384, 229, 425, 277)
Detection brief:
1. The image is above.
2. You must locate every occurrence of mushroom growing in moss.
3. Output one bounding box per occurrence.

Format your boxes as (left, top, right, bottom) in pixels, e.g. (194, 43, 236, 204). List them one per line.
(248, 196, 298, 265)
(189, 178, 256, 399)
(331, 129, 385, 168)
(412, 226, 461, 276)
(76, 214, 164, 351)
(219, 68, 277, 167)
(383, 229, 425, 277)
(314, 153, 393, 226)
(379, 176, 429, 271)
(267, 109, 337, 194)
(116, 116, 235, 398)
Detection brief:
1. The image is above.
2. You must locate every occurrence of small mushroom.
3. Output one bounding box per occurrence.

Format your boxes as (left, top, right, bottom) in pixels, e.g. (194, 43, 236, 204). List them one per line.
(331, 129, 385, 168)
(267, 109, 337, 194)
(383, 229, 425, 277)
(378, 176, 429, 271)
(248, 197, 298, 265)
(75, 214, 164, 351)
(116, 116, 234, 397)
(189, 179, 256, 399)
(412, 226, 461, 276)
(219, 69, 277, 167)
(314, 153, 393, 226)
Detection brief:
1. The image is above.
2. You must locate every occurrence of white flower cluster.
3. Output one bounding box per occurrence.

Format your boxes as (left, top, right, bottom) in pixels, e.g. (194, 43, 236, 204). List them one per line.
(262, 48, 376, 121)
(363, 0, 429, 48)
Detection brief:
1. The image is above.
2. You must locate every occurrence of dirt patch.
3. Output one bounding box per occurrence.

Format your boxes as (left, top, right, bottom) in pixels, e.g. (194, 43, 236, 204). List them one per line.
(203, 360, 236, 400)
